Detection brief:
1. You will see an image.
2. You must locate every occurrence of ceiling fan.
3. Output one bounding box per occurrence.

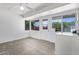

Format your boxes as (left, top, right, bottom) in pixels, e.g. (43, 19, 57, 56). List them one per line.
(11, 3, 35, 11)
(10, 3, 36, 17)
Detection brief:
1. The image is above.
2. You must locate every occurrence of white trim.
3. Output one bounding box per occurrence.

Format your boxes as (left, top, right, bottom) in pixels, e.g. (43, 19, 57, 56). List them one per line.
(56, 32, 74, 36)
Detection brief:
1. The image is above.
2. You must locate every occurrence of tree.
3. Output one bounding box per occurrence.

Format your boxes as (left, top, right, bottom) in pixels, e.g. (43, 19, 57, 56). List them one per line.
(52, 22, 61, 31)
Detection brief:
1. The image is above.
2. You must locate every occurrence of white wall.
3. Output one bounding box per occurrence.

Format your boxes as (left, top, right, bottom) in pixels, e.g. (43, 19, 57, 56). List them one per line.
(30, 30, 56, 42)
(55, 34, 79, 55)
(0, 10, 29, 43)
(55, 35, 74, 55)
(72, 35, 79, 55)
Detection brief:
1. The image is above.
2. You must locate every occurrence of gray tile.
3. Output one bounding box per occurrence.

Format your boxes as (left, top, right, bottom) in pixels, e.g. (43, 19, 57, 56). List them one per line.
(0, 37, 55, 55)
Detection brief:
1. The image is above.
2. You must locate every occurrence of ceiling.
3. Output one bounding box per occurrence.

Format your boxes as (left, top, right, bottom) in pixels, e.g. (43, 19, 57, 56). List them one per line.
(0, 3, 69, 18)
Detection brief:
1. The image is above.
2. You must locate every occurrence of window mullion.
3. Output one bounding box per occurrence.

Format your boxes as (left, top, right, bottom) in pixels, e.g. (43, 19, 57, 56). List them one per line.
(61, 16, 63, 33)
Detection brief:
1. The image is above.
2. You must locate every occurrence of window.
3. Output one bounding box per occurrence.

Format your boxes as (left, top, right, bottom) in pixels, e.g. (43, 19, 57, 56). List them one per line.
(31, 20, 40, 30)
(52, 14, 76, 33)
(63, 14, 76, 32)
(52, 17, 62, 32)
(25, 20, 30, 30)
(42, 19, 48, 30)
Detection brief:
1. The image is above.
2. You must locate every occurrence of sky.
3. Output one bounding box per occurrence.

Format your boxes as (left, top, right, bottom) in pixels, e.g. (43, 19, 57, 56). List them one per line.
(52, 17, 76, 22)
(63, 17, 76, 22)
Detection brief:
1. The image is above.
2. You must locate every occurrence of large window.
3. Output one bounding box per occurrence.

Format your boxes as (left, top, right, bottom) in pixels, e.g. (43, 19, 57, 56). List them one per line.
(63, 14, 76, 32)
(31, 20, 40, 30)
(25, 20, 30, 30)
(52, 17, 62, 32)
(42, 19, 48, 30)
(52, 14, 76, 33)
(25, 14, 76, 32)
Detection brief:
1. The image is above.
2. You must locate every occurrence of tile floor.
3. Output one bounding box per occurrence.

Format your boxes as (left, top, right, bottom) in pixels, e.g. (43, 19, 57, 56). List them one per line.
(0, 37, 55, 55)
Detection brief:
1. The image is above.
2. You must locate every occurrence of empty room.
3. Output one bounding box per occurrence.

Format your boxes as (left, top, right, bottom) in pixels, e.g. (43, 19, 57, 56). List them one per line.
(0, 3, 79, 55)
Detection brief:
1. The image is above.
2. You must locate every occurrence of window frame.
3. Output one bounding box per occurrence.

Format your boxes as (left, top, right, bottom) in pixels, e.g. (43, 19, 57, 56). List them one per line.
(52, 14, 76, 33)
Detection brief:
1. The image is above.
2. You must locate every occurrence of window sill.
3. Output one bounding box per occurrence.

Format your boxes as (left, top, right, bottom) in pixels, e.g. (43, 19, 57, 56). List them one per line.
(56, 32, 76, 36)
